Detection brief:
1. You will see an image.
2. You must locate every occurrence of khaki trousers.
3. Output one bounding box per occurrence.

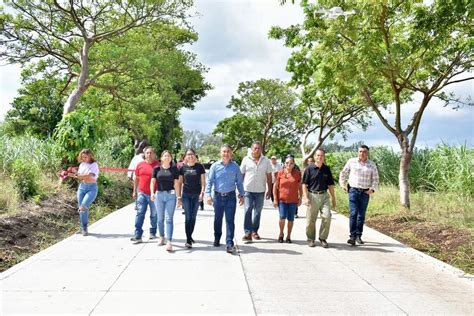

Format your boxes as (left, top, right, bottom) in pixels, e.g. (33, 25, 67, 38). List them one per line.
(306, 192, 332, 241)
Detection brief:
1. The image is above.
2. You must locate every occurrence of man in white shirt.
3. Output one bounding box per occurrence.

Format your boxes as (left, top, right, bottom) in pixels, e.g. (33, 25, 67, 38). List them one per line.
(241, 141, 273, 241)
(128, 143, 146, 210)
(270, 155, 282, 202)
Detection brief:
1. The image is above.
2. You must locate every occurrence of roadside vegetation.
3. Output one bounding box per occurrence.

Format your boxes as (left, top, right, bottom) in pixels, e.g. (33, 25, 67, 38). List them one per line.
(327, 146, 473, 274)
(0, 134, 133, 272)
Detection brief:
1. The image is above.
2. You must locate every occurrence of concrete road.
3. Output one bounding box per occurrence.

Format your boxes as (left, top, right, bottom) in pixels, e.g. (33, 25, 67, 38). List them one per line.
(1, 200, 472, 315)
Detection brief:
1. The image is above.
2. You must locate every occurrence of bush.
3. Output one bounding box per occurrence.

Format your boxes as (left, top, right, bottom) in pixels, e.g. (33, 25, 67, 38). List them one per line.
(10, 159, 40, 200)
(53, 109, 102, 166)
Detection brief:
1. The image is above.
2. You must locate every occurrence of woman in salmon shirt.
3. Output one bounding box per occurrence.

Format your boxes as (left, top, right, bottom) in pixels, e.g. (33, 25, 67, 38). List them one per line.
(272, 155, 302, 243)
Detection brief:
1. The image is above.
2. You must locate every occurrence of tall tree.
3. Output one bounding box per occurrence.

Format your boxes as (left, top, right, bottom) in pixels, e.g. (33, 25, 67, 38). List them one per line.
(272, 0, 473, 208)
(3, 65, 64, 138)
(0, 0, 193, 115)
(216, 78, 299, 155)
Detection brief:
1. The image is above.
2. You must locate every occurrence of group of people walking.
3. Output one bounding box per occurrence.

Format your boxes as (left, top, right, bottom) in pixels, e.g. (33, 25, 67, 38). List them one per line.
(70, 142, 379, 253)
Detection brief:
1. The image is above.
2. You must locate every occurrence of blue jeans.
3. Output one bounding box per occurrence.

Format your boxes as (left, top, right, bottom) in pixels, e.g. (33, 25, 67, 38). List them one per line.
(182, 192, 200, 243)
(278, 202, 297, 221)
(134, 192, 157, 238)
(155, 191, 177, 241)
(348, 188, 370, 238)
(243, 192, 265, 235)
(213, 192, 237, 247)
(77, 182, 98, 229)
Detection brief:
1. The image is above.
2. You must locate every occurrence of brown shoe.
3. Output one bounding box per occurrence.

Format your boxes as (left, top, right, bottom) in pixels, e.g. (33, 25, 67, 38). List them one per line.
(252, 232, 261, 240)
(308, 240, 316, 247)
(242, 234, 252, 242)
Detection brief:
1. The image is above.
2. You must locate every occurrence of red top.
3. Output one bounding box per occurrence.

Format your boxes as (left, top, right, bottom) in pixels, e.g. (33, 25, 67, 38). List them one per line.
(276, 169, 301, 204)
(135, 160, 160, 195)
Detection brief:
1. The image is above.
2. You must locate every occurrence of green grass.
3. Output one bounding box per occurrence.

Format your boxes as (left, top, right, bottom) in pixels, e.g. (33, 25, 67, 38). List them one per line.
(335, 185, 474, 229)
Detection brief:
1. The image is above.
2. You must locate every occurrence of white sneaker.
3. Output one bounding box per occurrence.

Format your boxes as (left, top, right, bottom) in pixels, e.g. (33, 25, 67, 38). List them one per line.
(166, 241, 172, 252)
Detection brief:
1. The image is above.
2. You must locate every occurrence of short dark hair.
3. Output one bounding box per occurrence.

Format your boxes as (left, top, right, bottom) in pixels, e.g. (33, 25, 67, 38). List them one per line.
(251, 141, 262, 148)
(359, 145, 370, 151)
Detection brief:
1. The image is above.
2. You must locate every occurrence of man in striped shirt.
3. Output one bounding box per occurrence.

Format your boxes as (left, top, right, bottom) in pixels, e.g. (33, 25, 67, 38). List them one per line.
(339, 145, 379, 246)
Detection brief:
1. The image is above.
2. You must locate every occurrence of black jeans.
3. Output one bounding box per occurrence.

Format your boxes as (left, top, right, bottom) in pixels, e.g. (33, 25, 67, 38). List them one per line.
(182, 192, 200, 243)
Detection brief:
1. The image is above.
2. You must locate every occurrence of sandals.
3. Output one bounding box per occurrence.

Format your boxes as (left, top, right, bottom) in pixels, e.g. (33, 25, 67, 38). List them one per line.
(286, 238, 292, 243)
(278, 234, 284, 243)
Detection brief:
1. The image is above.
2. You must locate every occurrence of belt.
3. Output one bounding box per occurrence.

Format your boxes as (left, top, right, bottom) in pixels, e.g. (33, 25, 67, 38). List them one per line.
(158, 190, 175, 194)
(351, 187, 369, 192)
(309, 190, 327, 194)
(214, 191, 235, 197)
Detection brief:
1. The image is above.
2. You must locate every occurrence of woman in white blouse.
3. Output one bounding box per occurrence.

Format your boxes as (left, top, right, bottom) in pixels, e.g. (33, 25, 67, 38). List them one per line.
(68, 149, 99, 236)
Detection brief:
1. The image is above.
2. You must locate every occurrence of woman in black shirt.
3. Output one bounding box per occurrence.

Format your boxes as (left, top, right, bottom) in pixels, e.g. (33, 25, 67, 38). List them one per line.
(150, 150, 179, 252)
(178, 148, 206, 248)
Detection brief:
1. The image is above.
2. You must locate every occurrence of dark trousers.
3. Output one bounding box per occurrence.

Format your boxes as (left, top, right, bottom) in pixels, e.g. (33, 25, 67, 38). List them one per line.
(213, 192, 237, 247)
(348, 188, 370, 238)
(182, 192, 200, 243)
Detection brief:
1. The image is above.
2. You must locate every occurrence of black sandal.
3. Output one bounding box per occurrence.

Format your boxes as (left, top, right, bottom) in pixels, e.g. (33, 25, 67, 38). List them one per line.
(278, 235, 284, 243)
(286, 238, 292, 243)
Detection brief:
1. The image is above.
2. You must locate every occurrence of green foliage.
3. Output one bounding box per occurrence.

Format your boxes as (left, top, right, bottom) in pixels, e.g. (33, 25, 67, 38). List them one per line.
(270, 0, 473, 206)
(214, 79, 299, 154)
(53, 109, 102, 166)
(10, 159, 40, 200)
(94, 129, 134, 169)
(328, 145, 474, 197)
(0, 134, 60, 173)
(3, 68, 64, 138)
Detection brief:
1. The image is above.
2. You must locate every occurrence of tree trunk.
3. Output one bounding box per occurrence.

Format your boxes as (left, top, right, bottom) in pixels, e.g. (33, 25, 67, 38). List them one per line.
(63, 41, 91, 115)
(399, 141, 412, 209)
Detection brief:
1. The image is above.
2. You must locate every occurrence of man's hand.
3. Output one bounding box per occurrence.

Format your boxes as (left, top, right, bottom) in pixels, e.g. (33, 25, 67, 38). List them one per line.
(150, 194, 155, 202)
(273, 201, 278, 208)
(304, 197, 310, 207)
(238, 196, 244, 206)
(207, 196, 213, 205)
(366, 189, 374, 195)
(177, 197, 182, 208)
(132, 191, 137, 200)
(265, 191, 271, 200)
(342, 187, 348, 193)
(199, 192, 204, 202)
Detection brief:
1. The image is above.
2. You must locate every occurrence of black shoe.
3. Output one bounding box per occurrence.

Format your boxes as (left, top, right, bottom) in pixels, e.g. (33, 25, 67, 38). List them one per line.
(130, 236, 142, 244)
(185, 242, 192, 249)
(190, 237, 195, 244)
(347, 238, 356, 246)
(319, 239, 328, 248)
(226, 245, 236, 253)
(356, 236, 364, 244)
(278, 234, 284, 243)
(213, 240, 220, 247)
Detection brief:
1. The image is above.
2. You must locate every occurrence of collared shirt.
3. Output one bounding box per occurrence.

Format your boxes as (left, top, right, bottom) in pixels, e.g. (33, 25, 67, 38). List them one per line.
(302, 164, 335, 192)
(205, 160, 244, 196)
(135, 160, 160, 195)
(271, 162, 283, 183)
(240, 155, 272, 193)
(339, 158, 379, 191)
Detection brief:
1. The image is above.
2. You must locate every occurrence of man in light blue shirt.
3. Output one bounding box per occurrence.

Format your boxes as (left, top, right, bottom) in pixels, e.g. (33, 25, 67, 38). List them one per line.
(206, 144, 244, 253)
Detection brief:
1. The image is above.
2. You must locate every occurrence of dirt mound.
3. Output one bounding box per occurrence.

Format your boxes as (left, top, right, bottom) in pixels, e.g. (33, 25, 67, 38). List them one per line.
(0, 191, 78, 271)
(367, 214, 473, 274)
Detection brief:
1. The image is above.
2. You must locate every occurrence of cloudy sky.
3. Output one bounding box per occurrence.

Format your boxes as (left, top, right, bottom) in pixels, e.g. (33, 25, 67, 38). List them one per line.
(1, 0, 473, 149)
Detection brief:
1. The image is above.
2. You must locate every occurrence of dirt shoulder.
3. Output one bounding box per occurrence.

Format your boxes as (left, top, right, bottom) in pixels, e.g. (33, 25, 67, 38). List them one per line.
(367, 214, 473, 275)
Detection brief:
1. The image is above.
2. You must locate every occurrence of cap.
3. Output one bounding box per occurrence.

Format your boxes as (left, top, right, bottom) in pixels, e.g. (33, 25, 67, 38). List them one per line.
(271, 156, 277, 159)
